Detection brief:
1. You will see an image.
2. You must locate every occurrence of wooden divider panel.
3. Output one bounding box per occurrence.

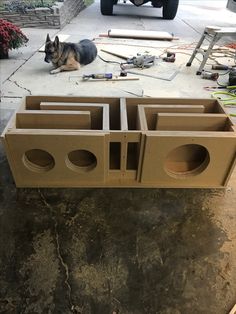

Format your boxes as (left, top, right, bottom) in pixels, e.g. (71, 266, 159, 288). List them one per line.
(155, 114, 230, 132)
(16, 110, 91, 130)
(39, 102, 109, 130)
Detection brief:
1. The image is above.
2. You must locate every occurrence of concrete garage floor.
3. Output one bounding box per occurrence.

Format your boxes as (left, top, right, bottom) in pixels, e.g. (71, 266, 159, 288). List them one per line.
(1, 1, 236, 313)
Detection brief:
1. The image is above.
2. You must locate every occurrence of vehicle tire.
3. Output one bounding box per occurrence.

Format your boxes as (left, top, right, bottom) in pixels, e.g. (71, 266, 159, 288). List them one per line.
(100, 0, 114, 15)
(152, 0, 163, 8)
(162, 0, 179, 20)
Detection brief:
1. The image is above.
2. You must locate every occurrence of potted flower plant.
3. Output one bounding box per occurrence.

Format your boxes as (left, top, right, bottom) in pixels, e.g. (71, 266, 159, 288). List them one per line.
(0, 19, 28, 59)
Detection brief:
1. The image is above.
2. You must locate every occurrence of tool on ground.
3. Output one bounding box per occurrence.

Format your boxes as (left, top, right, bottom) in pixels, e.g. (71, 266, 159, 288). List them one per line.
(125, 54, 155, 69)
(125, 68, 180, 81)
(212, 64, 230, 70)
(201, 70, 219, 81)
(213, 67, 236, 86)
(80, 72, 139, 82)
(186, 26, 236, 75)
(99, 50, 156, 69)
(80, 77, 139, 82)
(229, 68, 236, 86)
(162, 52, 176, 63)
(82, 73, 113, 80)
(120, 70, 128, 77)
(98, 51, 179, 81)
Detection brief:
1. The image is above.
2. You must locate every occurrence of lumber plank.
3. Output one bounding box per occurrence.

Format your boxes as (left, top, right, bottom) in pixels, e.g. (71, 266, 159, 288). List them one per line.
(108, 29, 173, 40)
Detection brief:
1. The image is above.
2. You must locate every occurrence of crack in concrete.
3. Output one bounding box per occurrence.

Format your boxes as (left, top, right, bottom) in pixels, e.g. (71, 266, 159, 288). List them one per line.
(181, 19, 202, 35)
(38, 189, 77, 314)
(4, 55, 33, 84)
(7, 78, 32, 95)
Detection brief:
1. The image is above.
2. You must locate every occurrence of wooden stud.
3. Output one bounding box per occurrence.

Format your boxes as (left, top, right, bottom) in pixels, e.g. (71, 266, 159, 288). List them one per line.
(120, 98, 128, 131)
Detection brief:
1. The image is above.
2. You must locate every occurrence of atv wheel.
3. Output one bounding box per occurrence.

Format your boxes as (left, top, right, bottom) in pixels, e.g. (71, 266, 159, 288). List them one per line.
(162, 0, 179, 19)
(100, 0, 114, 15)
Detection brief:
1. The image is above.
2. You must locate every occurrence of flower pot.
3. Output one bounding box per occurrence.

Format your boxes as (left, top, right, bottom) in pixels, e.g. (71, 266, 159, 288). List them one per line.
(0, 48, 9, 59)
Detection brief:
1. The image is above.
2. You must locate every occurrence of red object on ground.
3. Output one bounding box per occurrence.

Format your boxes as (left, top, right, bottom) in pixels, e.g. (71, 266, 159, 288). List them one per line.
(225, 42, 236, 49)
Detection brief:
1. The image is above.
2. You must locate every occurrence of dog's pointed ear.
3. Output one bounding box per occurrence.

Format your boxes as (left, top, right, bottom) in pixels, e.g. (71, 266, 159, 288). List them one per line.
(54, 36, 60, 48)
(46, 33, 51, 43)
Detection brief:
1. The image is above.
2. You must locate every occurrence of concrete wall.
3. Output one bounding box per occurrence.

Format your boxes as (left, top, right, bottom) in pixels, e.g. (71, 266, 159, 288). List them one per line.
(0, 0, 86, 29)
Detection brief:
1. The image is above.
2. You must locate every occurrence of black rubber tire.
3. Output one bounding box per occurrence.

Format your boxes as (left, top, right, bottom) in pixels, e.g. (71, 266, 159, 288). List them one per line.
(162, 0, 179, 20)
(151, 0, 163, 8)
(100, 0, 114, 15)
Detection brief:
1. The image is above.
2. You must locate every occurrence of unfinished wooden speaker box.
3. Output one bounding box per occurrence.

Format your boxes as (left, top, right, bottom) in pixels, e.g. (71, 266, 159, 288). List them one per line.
(1, 96, 236, 188)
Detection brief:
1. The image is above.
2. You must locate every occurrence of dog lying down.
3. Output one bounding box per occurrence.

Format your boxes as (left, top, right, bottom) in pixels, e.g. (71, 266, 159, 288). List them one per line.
(44, 34, 97, 74)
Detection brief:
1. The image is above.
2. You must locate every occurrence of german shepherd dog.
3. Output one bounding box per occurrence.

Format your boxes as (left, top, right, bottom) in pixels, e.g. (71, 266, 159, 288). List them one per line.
(44, 34, 97, 74)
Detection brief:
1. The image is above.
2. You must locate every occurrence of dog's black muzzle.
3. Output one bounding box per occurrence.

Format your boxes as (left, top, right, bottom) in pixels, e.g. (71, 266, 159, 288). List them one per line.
(44, 56, 50, 63)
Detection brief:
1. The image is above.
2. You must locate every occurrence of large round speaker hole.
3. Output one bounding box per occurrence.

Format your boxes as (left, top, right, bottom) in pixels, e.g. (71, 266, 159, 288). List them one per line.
(23, 149, 55, 173)
(164, 144, 210, 178)
(66, 150, 97, 173)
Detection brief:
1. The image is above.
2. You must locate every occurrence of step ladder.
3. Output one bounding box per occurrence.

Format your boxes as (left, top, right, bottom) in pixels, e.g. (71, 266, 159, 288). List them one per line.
(186, 26, 236, 75)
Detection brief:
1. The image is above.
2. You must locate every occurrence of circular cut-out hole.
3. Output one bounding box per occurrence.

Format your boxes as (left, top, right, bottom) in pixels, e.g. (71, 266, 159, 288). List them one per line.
(66, 150, 97, 173)
(164, 144, 210, 178)
(23, 149, 55, 173)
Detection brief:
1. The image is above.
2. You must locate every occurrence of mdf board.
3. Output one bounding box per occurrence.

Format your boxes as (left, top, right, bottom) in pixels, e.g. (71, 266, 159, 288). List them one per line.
(140, 133, 236, 187)
(155, 114, 229, 131)
(108, 131, 141, 182)
(5, 131, 109, 187)
(16, 110, 91, 130)
(1, 96, 236, 188)
(39, 102, 110, 130)
(138, 104, 205, 130)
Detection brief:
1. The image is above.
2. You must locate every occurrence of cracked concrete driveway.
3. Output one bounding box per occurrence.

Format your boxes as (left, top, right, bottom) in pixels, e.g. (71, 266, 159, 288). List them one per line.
(1, 1, 236, 314)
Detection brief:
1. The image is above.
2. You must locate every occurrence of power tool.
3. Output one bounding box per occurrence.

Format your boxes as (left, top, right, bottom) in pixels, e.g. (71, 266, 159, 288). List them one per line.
(162, 52, 176, 63)
(82, 73, 113, 80)
(125, 54, 155, 69)
(229, 68, 236, 86)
